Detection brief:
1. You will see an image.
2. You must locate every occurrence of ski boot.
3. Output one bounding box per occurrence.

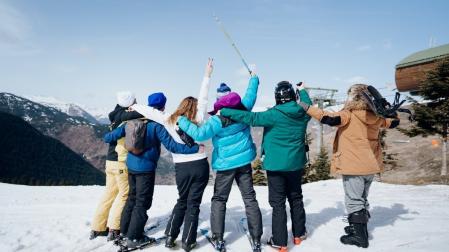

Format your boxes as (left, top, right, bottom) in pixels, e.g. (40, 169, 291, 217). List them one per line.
(126, 235, 156, 249)
(89, 229, 109, 240)
(267, 237, 288, 252)
(212, 233, 226, 252)
(182, 242, 197, 252)
(165, 236, 176, 248)
(340, 209, 369, 248)
(293, 231, 307, 245)
(252, 238, 262, 252)
(113, 233, 126, 246)
(107, 229, 120, 242)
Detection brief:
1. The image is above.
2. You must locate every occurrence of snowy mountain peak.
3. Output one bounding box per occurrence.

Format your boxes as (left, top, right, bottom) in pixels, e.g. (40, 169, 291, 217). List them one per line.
(24, 95, 107, 124)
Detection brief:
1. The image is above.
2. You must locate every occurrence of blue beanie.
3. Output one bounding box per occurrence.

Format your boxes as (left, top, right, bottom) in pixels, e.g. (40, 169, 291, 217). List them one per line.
(147, 92, 167, 109)
(217, 83, 231, 93)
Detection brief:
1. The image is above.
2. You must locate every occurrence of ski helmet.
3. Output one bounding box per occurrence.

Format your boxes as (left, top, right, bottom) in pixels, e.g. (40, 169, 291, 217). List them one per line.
(275, 81, 296, 105)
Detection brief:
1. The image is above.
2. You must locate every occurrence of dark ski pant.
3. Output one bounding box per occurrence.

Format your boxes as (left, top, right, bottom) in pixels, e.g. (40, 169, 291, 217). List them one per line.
(210, 164, 263, 240)
(164, 158, 210, 245)
(120, 172, 155, 240)
(267, 169, 306, 247)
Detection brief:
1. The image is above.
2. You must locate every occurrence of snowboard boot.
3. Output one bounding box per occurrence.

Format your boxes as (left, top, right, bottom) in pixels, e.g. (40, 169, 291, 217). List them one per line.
(165, 236, 176, 248)
(267, 237, 288, 251)
(252, 237, 261, 252)
(126, 235, 156, 249)
(89, 229, 109, 240)
(344, 209, 370, 234)
(293, 231, 307, 245)
(107, 229, 120, 242)
(340, 209, 369, 248)
(182, 241, 197, 252)
(344, 224, 355, 235)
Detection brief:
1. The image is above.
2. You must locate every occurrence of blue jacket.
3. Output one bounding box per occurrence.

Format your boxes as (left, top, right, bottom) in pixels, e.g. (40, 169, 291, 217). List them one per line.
(104, 121, 199, 173)
(177, 76, 259, 171)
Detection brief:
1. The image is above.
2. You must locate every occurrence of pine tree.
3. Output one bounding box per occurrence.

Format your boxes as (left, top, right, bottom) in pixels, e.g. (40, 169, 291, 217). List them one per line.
(303, 147, 331, 183)
(398, 58, 449, 180)
(379, 129, 398, 171)
(252, 158, 267, 186)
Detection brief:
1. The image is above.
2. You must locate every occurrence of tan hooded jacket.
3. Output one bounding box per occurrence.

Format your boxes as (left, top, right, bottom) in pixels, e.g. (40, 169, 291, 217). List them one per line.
(307, 106, 396, 176)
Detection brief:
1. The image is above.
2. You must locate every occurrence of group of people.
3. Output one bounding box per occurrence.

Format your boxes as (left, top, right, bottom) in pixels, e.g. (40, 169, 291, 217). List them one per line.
(89, 58, 400, 252)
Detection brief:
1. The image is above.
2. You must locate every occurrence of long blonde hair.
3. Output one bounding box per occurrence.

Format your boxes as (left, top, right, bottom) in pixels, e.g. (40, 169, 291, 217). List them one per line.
(168, 96, 198, 125)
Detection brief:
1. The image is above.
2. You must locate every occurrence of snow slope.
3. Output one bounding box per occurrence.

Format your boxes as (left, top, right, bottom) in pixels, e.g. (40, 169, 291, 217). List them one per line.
(0, 180, 448, 252)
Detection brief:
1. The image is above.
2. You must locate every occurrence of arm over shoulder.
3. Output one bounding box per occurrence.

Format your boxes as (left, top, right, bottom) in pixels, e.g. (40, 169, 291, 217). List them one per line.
(154, 123, 199, 154)
(177, 116, 222, 142)
(307, 106, 351, 127)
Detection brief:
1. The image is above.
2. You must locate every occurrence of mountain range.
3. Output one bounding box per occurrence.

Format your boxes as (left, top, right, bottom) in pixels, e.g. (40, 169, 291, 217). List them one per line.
(0, 111, 105, 185)
(0, 92, 444, 185)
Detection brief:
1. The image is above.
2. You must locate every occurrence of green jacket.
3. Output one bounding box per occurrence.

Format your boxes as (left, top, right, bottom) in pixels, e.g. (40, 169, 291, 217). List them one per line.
(220, 89, 312, 172)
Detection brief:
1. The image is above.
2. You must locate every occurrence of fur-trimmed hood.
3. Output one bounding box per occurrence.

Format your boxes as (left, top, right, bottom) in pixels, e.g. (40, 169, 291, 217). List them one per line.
(342, 84, 372, 112)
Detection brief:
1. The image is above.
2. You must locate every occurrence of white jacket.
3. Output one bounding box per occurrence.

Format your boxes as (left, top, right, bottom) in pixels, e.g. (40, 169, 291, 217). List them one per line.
(131, 76, 210, 163)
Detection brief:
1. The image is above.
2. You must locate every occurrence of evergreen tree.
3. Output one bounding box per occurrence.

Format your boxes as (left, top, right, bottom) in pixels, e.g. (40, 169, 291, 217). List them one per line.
(252, 158, 267, 186)
(398, 58, 449, 179)
(379, 129, 398, 171)
(303, 147, 331, 183)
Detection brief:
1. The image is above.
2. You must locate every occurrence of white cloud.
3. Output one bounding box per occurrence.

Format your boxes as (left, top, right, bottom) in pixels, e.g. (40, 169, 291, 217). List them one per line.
(236, 64, 257, 77)
(356, 44, 372, 52)
(235, 63, 257, 86)
(0, 2, 29, 46)
(73, 46, 92, 55)
(345, 76, 369, 84)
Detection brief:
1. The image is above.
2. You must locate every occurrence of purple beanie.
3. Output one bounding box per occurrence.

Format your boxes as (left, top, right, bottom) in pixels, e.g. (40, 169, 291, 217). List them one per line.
(209, 92, 246, 115)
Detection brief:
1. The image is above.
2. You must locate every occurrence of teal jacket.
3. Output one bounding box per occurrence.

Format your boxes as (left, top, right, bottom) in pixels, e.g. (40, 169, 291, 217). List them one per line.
(177, 76, 259, 171)
(221, 89, 312, 172)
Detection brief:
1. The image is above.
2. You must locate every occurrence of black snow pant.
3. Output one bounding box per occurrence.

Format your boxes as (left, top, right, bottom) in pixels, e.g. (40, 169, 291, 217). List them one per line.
(164, 158, 210, 245)
(120, 172, 155, 240)
(210, 164, 263, 241)
(267, 169, 306, 247)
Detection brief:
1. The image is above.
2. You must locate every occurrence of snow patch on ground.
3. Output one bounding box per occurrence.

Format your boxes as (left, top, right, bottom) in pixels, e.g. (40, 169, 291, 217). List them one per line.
(0, 180, 448, 252)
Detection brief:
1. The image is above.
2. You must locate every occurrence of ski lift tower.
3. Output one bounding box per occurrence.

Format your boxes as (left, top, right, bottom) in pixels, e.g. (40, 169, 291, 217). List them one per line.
(306, 87, 339, 151)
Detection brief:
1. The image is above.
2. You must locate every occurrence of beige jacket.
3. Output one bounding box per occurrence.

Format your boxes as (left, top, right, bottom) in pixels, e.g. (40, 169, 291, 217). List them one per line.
(307, 106, 395, 175)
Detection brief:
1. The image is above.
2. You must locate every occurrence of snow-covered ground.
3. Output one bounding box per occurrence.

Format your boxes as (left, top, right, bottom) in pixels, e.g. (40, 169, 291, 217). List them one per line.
(1, 180, 448, 252)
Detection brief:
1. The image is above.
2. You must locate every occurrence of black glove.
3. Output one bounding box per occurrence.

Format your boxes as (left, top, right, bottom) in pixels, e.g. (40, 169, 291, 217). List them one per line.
(176, 128, 195, 147)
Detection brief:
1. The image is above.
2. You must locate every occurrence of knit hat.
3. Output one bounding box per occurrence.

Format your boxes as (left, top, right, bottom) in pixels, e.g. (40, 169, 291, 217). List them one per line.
(216, 83, 231, 100)
(209, 92, 246, 115)
(147, 92, 167, 109)
(116, 91, 136, 108)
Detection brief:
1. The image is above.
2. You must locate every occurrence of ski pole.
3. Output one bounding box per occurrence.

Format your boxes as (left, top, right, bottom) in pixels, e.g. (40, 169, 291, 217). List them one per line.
(213, 14, 252, 75)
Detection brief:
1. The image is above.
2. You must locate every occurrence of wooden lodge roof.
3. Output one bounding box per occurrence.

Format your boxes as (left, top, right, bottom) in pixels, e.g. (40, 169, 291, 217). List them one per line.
(396, 43, 449, 69)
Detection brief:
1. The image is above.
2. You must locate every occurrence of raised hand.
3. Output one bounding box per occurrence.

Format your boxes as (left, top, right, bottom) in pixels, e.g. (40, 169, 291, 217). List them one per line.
(296, 81, 305, 90)
(205, 58, 214, 78)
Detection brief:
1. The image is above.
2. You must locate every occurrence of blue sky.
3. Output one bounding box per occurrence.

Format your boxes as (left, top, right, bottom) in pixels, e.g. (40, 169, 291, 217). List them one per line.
(1, 0, 448, 112)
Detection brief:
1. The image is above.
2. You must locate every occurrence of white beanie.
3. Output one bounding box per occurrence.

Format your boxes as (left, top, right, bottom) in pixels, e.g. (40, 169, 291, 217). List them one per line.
(116, 91, 136, 108)
(216, 91, 231, 100)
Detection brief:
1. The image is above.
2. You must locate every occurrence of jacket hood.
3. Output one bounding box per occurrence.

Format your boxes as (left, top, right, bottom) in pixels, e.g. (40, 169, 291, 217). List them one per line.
(342, 83, 372, 112)
(108, 104, 125, 122)
(274, 101, 304, 119)
(351, 110, 381, 125)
